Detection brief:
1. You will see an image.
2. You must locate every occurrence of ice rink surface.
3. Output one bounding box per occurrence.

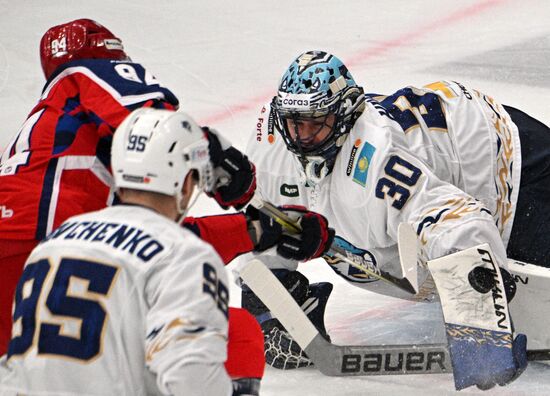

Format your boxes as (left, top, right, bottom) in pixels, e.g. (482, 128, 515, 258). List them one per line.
(2, 0, 550, 394)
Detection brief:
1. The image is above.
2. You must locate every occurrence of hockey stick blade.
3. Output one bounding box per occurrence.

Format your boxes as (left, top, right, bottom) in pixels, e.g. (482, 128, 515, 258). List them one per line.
(248, 196, 417, 295)
(397, 222, 419, 292)
(240, 259, 549, 378)
(527, 350, 550, 361)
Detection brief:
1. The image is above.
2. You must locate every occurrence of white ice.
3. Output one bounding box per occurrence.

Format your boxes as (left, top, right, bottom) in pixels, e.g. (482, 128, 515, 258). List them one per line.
(2, 1, 550, 394)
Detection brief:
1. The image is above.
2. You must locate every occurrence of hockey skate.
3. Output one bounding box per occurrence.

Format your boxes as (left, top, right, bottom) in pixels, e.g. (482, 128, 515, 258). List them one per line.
(242, 269, 332, 370)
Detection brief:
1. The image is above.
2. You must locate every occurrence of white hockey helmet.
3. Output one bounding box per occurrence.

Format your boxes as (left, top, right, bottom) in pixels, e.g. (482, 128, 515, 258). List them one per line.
(111, 108, 214, 214)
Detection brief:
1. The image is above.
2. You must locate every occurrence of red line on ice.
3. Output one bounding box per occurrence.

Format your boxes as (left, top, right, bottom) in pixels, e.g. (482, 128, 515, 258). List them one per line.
(200, 0, 508, 126)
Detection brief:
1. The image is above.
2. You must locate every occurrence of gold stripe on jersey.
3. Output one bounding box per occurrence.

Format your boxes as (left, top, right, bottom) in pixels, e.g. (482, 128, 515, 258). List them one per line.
(145, 317, 227, 363)
(475, 91, 515, 235)
(418, 197, 490, 247)
(423, 81, 459, 99)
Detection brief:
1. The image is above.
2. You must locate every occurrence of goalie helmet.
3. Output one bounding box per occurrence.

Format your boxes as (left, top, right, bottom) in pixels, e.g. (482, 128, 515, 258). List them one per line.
(111, 108, 215, 214)
(40, 18, 129, 79)
(272, 51, 365, 183)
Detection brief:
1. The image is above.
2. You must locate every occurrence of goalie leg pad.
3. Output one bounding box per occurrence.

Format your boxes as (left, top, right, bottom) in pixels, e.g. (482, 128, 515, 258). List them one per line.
(428, 244, 527, 390)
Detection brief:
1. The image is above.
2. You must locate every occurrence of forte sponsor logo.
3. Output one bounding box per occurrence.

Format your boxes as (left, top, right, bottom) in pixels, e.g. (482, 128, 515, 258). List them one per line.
(256, 106, 267, 141)
(340, 351, 448, 374)
(256, 117, 264, 141)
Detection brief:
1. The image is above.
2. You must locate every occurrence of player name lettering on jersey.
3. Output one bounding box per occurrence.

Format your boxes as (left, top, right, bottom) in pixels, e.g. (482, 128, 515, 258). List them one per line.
(44, 219, 164, 262)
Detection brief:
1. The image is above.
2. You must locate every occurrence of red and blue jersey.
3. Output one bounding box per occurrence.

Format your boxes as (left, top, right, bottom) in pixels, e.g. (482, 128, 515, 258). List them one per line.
(0, 59, 178, 240)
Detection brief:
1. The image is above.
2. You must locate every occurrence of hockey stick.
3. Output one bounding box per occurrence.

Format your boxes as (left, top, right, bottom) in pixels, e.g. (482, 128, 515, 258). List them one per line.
(239, 258, 550, 377)
(249, 195, 418, 295)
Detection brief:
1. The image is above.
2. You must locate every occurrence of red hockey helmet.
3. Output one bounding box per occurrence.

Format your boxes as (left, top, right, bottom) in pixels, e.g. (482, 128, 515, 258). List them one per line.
(40, 19, 129, 79)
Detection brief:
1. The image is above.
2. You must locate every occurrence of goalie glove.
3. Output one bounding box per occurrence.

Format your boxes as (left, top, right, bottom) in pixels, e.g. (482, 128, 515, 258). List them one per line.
(242, 270, 333, 369)
(203, 127, 256, 210)
(246, 205, 335, 262)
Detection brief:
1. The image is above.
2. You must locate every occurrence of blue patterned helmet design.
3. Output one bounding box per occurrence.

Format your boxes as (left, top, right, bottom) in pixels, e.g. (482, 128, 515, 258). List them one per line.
(279, 51, 357, 112)
(272, 51, 365, 182)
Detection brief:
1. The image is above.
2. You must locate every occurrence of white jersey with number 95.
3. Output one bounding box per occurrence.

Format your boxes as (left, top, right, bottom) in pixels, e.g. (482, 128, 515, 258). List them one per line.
(0, 204, 231, 396)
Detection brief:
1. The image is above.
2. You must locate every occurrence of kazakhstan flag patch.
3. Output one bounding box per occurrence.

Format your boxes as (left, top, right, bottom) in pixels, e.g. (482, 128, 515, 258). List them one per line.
(352, 141, 376, 187)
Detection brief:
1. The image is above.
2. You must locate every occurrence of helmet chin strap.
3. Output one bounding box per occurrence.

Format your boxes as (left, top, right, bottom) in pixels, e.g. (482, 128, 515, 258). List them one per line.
(295, 131, 347, 186)
(175, 177, 204, 223)
(287, 108, 354, 186)
(298, 155, 330, 185)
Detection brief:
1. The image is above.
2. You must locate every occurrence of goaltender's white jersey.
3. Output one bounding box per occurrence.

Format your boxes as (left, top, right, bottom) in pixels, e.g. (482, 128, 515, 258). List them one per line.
(247, 80, 520, 299)
(0, 204, 230, 396)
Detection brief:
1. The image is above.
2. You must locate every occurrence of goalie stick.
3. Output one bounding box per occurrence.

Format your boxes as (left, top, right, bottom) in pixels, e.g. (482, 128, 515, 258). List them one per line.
(249, 195, 418, 295)
(240, 258, 550, 377)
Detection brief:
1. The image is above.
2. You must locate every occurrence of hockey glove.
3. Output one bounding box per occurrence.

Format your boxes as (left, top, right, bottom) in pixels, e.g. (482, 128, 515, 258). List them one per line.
(204, 127, 256, 210)
(247, 205, 335, 261)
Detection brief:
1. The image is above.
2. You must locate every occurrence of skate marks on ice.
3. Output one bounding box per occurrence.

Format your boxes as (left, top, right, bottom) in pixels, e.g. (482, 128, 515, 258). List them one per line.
(326, 282, 446, 346)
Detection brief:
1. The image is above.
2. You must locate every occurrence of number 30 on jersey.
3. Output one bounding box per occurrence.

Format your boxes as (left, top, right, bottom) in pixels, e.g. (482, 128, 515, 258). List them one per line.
(375, 155, 422, 210)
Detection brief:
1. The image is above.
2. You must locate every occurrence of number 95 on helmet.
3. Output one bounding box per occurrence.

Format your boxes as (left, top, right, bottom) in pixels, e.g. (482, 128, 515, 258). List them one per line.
(111, 108, 215, 213)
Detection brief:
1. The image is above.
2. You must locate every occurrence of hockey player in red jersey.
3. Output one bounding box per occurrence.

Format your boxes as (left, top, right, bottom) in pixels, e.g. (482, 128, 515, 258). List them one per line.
(0, 21, 335, 392)
(0, 18, 166, 356)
